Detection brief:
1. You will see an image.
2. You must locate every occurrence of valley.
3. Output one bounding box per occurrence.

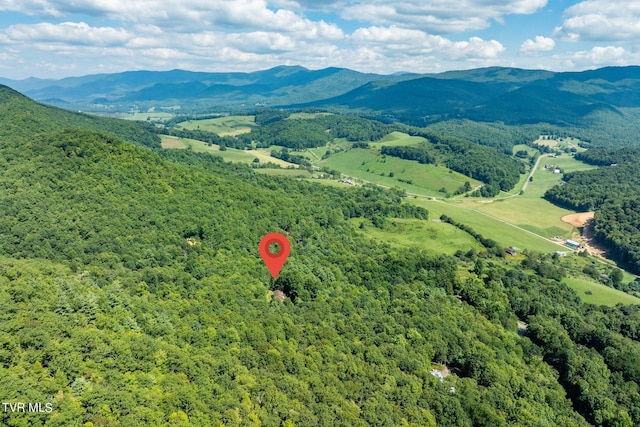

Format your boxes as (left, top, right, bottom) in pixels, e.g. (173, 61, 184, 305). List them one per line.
(2, 65, 640, 426)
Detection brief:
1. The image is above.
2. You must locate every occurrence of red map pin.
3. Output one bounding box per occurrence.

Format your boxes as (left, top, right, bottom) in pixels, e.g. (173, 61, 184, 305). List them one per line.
(259, 232, 291, 279)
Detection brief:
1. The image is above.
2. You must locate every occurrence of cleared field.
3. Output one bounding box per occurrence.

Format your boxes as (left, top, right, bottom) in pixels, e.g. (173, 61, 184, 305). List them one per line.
(119, 111, 175, 121)
(161, 136, 301, 167)
(413, 199, 565, 253)
(178, 115, 256, 135)
(455, 153, 597, 239)
(320, 148, 481, 197)
(350, 217, 484, 255)
(161, 135, 187, 149)
(369, 132, 429, 148)
(161, 135, 258, 163)
(512, 144, 538, 157)
(563, 276, 640, 306)
(251, 150, 300, 167)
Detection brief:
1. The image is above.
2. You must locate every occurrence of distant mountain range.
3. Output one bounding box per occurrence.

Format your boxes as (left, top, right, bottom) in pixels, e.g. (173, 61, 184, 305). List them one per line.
(2, 65, 640, 127)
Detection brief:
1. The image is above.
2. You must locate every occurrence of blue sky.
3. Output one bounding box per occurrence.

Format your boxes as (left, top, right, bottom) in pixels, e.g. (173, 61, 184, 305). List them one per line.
(0, 0, 638, 79)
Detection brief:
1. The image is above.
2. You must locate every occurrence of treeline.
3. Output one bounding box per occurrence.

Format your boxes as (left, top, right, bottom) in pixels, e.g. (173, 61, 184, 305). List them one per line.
(382, 127, 525, 196)
(380, 145, 435, 164)
(270, 147, 312, 167)
(439, 214, 503, 256)
(545, 147, 640, 273)
(425, 120, 543, 154)
(594, 197, 640, 274)
(0, 85, 161, 148)
(544, 162, 640, 211)
(235, 114, 394, 149)
(575, 147, 640, 166)
(158, 126, 246, 148)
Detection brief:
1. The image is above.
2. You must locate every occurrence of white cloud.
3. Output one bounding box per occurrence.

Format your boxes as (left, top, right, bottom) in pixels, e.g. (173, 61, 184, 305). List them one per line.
(341, 0, 547, 32)
(520, 36, 555, 54)
(5, 22, 131, 47)
(563, 46, 629, 67)
(351, 26, 504, 60)
(556, 0, 640, 41)
(0, 0, 344, 37)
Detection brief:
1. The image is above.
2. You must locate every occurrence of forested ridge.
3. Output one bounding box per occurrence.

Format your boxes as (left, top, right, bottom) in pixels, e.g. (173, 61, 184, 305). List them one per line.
(0, 85, 160, 149)
(0, 87, 639, 426)
(545, 147, 640, 274)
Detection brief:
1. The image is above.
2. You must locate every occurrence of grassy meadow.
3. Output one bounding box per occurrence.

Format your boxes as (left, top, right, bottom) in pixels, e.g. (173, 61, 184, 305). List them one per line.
(178, 115, 256, 136)
(319, 148, 481, 197)
(448, 153, 598, 239)
(413, 198, 565, 252)
(563, 276, 640, 306)
(160, 135, 299, 167)
(350, 217, 485, 255)
(369, 131, 429, 148)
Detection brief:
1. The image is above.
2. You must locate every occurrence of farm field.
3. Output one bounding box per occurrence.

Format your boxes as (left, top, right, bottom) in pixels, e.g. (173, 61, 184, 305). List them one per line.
(413, 198, 565, 252)
(319, 148, 481, 197)
(178, 115, 256, 136)
(452, 153, 598, 239)
(350, 217, 485, 255)
(369, 131, 429, 148)
(160, 135, 299, 167)
(118, 111, 176, 121)
(563, 276, 640, 306)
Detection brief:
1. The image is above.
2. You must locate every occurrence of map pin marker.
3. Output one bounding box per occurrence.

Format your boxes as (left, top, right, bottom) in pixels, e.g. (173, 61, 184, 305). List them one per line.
(259, 232, 291, 279)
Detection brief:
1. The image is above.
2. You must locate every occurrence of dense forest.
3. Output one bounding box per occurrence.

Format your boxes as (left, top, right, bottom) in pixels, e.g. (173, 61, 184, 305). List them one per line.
(545, 147, 640, 273)
(1, 85, 639, 426)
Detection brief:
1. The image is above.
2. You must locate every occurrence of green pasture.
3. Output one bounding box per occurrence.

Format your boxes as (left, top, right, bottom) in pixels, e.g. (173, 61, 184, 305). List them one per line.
(512, 144, 539, 157)
(455, 153, 597, 238)
(563, 276, 640, 306)
(160, 135, 263, 164)
(178, 115, 256, 135)
(369, 132, 429, 148)
(350, 217, 484, 255)
(320, 148, 481, 197)
(413, 199, 565, 253)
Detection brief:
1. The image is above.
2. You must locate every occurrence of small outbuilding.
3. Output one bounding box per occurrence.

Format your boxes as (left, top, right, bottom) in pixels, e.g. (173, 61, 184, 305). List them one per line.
(565, 239, 580, 249)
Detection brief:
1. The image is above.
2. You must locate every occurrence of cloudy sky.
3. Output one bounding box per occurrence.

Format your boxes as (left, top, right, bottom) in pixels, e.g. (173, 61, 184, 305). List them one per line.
(0, 0, 638, 79)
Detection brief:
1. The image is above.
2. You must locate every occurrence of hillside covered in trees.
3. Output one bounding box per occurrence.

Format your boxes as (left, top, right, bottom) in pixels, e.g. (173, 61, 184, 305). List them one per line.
(0, 86, 639, 426)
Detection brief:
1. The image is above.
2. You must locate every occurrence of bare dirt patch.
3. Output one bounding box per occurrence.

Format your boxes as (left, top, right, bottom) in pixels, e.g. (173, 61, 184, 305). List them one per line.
(581, 218, 607, 257)
(561, 212, 594, 227)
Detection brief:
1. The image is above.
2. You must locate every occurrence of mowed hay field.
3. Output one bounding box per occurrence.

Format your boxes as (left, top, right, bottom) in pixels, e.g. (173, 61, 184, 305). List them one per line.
(457, 153, 598, 239)
(350, 217, 485, 255)
(178, 115, 256, 136)
(563, 276, 640, 306)
(413, 198, 564, 253)
(320, 148, 481, 197)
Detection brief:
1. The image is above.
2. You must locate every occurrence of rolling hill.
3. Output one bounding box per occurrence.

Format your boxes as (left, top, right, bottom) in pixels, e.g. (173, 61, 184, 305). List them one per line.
(2, 66, 399, 112)
(2, 84, 640, 426)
